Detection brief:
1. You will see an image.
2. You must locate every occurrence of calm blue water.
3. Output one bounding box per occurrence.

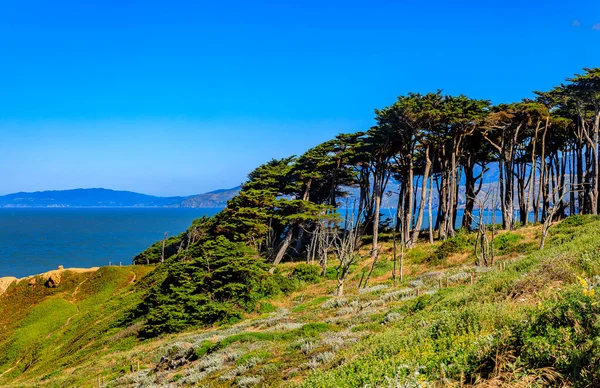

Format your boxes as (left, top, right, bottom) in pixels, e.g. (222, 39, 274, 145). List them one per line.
(1, 207, 539, 278)
(0, 208, 220, 278)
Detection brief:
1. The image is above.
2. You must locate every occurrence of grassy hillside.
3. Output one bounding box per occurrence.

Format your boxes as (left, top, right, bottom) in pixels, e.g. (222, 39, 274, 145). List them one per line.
(2, 216, 600, 386)
(0, 266, 154, 387)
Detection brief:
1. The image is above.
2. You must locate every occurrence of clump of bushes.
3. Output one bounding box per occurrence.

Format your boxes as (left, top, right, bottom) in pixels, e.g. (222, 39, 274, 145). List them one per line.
(132, 232, 332, 336)
(130, 236, 294, 336)
(493, 232, 524, 254)
(429, 232, 471, 263)
(556, 214, 589, 228)
(290, 264, 322, 284)
(471, 289, 600, 386)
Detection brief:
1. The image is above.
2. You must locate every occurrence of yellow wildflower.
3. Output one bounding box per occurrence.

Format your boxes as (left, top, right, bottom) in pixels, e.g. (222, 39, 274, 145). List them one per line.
(577, 276, 595, 297)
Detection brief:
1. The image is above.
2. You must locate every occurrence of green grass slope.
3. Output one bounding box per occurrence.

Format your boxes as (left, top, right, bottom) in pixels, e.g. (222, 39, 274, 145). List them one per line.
(2, 216, 600, 387)
(0, 266, 153, 387)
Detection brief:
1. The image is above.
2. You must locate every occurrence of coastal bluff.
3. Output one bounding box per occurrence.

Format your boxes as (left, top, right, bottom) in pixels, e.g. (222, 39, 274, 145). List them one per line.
(0, 266, 100, 294)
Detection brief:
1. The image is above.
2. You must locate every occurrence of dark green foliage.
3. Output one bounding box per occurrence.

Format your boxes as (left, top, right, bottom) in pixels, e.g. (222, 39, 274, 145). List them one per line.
(208, 156, 338, 262)
(290, 264, 322, 284)
(493, 232, 524, 254)
(132, 232, 322, 336)
(213, 189, 276, 244)
(134, 237, 280, 336)
(324, 266, 339, 280)
(291, 140, 357, 206)
(213, 158, 294, 246)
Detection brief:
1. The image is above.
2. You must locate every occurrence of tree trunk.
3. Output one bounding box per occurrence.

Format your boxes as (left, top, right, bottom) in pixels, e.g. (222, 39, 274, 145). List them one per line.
(428, 174, 434, 244)
(371, 183, 382, 259)
(584, 146, 592, 214)
(356, 165, 373, 244)
(336, 281, 344, 297)
(447, 141, 458, 237)
(462, 159, 476, 230)
(517, 161, 527, 226)
(535, 123, 548, 223)
(435, 174, 444, 237)
(503, 156, 515, 230)
(404, 156, 414, 247)
(557, 153, 568, 219)
(570, 148, 576, 215)
(592, 112, 599, 214)
(439, 153, 449, 239)
(272, 226, 294, 267)
(542, 163, 550, 221)
(577, 140, 584, 214)
(411, 146, 431, 246)
(161, 232, 168, 264)
(499, 161, 507, 229)
(526, 122, 540, 225)
(294, 227, 304, 256)
(452, 166, 461, 232)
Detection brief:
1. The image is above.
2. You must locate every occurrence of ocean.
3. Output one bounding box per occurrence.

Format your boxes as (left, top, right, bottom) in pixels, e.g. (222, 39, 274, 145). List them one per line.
(0, 207, 535, 278)
(0, 208, 220, 278)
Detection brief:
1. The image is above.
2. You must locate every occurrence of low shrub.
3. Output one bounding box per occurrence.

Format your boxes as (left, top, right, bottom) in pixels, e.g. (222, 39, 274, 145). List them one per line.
(290, 264, 322, 284)
(471, 289, 600, 387)
(292, 296, 331, 313)
(429, 232, 471, 263)
(258, 302, 277, 313)
(493, 232, 524, 254)
(236, 350, 272, 366)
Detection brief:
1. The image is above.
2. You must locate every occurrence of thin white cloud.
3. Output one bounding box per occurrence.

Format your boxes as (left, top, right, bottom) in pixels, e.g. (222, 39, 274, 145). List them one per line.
(593, 23, 600, 30)
(572, 19, 581, 27)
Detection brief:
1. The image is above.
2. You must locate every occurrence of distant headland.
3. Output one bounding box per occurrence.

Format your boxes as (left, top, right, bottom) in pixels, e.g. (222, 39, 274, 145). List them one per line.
(0, 187, 240, 208)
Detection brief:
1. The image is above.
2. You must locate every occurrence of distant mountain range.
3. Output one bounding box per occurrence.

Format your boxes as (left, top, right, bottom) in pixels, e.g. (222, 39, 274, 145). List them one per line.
(0, 164, 501, 209)
(0, 187, 241, 208)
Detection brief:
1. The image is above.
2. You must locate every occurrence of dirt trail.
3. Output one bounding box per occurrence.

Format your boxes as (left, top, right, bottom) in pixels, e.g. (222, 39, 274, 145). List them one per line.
(129, 272, 137, 284)
(46, 277, 90, 339)
(0, 358, 23, 379)
(72, 277, 90, 300)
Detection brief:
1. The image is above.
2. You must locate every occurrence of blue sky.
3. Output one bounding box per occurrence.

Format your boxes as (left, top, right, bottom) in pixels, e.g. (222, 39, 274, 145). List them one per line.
(0, 0, 598, 196)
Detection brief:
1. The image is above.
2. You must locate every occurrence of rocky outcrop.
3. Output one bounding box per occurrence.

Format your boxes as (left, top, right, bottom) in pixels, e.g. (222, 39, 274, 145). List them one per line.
(0, 267, 101, 295)
(46, 273, 61, 288)
(0, 277, 17, 293)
